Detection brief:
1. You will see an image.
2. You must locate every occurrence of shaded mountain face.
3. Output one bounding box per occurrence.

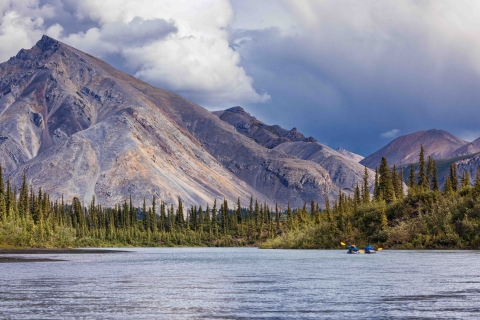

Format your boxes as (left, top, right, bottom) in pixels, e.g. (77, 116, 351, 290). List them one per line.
(0, 36, 333, 207)
(214, 108, 374, 193)
(212, 107, 316, 149)
(361, 129, 468, 168)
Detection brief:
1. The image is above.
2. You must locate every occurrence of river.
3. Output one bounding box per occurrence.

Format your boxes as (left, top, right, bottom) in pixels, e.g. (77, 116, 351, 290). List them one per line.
(1, 248, 479, 319)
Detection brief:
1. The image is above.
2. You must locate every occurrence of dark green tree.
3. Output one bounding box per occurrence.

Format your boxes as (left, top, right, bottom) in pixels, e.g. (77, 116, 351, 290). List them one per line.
(418, 145, 428, 191)
(378, 157, 395, 203)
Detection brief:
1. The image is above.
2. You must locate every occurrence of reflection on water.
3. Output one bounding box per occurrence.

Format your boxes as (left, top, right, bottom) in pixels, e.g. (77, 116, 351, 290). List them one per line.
(1, 248, 479, 319)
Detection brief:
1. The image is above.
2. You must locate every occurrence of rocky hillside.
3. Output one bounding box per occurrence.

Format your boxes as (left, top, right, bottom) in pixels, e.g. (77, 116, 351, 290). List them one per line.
(452, 137, 480, 157)
(0, 36, 334, 207)
(456, 153, 480, 184)
(212, 107, 316, 149)
(214, 107, 374, 193)
(336, 147, 364, 162)
(361, 129, 468, 168)
(273, 142, 375, 193)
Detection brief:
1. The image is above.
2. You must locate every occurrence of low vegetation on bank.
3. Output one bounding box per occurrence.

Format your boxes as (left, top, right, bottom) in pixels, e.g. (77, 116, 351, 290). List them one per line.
(1, 146, 479, 249)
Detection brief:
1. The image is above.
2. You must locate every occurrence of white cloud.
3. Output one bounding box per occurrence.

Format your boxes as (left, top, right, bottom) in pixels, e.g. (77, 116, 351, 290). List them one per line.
(0, 1, 55, 62)
(0, 0, 269, 107)
(380, 129, 400, 139)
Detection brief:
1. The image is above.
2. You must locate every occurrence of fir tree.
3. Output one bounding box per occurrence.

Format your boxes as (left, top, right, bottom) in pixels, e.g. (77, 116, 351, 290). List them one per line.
(474, 168, 480, 193)
(461, 171, 471, 189)
(431, 159, 439, 192)
(408, 164, 416, 195)
(374, 167, 379, 201)
(362, 166, 370, 204)
(444, 178, 453, 194)
(449, 164, 459, 192)
(378, 157, 395, 203)
(418, 145, 428, 191)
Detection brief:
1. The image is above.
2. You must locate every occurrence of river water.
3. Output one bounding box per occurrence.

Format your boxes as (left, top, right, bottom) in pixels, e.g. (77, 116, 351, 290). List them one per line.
(1, 248, 479, 319)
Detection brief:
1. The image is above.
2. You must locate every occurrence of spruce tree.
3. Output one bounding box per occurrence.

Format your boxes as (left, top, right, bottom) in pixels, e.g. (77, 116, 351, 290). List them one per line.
(378, 157, 395, 203)
(431, 159, 439, 192)
(362, 166, 370, 204)
(275, 203, 280, 231)
(236, 197, 242, 225)
(408, 164, 416, 195)
(444, 177, 453, 194)
(461, 171, 471, 189)
(150, 196, 157, 233)
(354, 183, 361, 207)
(374, 167, 379, 202)
(418, 145, 428, 191)
(449, 163, 459, 192)
(474, 168, 480, 193)
(391, 164, 399, 199)
(142, 197, 149, 231)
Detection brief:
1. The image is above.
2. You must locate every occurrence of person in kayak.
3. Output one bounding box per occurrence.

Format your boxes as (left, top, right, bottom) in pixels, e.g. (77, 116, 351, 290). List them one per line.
(365, 243, 374, 251)
(347, 244, 359, 253)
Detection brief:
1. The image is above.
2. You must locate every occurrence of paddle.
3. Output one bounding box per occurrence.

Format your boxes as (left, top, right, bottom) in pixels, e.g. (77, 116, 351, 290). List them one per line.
(340, 242, 346, 246)
(377, 248, 383, 251)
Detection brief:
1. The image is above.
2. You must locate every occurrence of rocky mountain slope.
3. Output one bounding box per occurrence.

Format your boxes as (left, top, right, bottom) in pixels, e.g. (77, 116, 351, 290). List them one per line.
(336, 147, 364, 162)
(212, 107, 316, 149)
(456, 153, 480, 184)
(452, 137, 480, 157)
(0, 36, 335, 207)
(361, 129, 468, 168)
(273, 142, 374, 192)
(214, 107, 374, 193)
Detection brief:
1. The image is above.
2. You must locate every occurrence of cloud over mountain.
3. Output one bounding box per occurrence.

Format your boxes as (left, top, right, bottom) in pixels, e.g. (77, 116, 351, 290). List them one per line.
(0, 0, 269, 107)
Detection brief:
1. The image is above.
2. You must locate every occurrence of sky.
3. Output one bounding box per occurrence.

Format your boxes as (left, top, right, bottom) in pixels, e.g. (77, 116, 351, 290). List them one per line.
(0, 0, 479, 155)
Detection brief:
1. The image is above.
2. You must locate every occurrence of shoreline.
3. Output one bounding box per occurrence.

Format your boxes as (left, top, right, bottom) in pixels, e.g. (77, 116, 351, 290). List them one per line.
(0, 248, 129, 254)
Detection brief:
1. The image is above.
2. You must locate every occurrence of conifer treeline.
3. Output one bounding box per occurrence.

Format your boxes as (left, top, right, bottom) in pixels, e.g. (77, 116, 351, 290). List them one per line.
(1, 146, 479, 248)
(262, 145, 480, 249)
(0, 163, 326, 247)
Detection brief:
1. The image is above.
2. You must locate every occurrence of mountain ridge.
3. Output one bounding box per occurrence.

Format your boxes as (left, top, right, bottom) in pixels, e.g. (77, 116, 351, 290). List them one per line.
(0, 36, 333, 207)
(361, 129, 468, 168)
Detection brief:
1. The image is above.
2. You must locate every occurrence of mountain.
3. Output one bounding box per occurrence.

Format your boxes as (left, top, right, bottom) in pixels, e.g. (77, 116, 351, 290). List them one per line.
(452, 137, 480, 157)
(336, 147, 364, 162)
(361, 129, 468, 168)
(214, 107, 374, 193)
(212, 107, 316, 149)
(273, 142, 374, 192)
(456, 153, 480, 184)
(0, 36, 335, 207)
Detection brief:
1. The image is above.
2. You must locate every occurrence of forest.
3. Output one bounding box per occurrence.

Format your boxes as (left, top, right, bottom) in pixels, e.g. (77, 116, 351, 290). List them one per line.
(1, 145, 479, 249)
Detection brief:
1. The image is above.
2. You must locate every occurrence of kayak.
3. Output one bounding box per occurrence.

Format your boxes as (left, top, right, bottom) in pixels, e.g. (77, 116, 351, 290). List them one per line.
(347, 250, 359, 254)
(365, 249, 376, 254)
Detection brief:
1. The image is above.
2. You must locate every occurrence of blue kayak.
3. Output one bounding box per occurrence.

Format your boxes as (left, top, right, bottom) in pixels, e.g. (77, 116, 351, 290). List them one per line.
(365, 249, 376, 254)
(347, 251, 359, 254)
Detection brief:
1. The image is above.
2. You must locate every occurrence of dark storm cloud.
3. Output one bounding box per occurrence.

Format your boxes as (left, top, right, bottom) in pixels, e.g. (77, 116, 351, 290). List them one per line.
(40, 0, 99, 34)
(231, 9, 480, 156)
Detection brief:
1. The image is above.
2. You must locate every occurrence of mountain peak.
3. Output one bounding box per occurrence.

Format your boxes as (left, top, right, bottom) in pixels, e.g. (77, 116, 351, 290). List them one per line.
(361, 129, 468, 168)
(36, 35, 61, 52)
(225, 106, 247, 114)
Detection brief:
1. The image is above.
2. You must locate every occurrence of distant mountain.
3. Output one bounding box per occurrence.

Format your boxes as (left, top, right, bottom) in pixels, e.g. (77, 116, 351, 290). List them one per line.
(214, 107, 374, 193)
(336, 147, 364, 162)
(452, 137, 480, 157)
(274, 142, 375, 192)
(456, 153, 480, 184)
(361, 129, 468, 168)
(212, 107, 316, 149)
(0, 36, 334, 207)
